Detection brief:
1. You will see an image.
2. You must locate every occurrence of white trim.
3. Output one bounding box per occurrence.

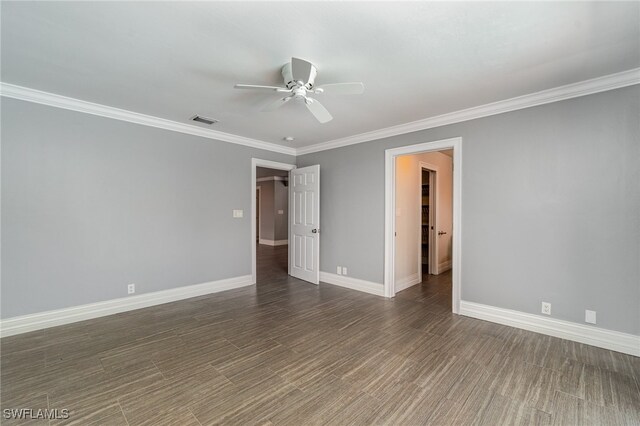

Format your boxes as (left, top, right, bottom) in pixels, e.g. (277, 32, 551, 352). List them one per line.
(256, 185, 262, 241)
(428, 169, 436, 275)
(0, 82, 296, 156)
(0, 275, 253, 338)
(437, 260, 452, 274)
(256, 176, 289, 182)
(459, 301, 640, 357)
(251, 158, 296, 284)
(419, 161, 440, 276)
(385, 137, 462, 315)
(259, 239, 288, 246)
(3, 69, 638, 158)
(296, 68, 640, 155)
(395, 273, 421, 292)
(319, 272, 385, 297)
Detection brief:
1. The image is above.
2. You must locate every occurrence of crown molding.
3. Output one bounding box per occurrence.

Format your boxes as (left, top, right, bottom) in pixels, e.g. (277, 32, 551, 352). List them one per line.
(0, 83, 296, 156)
(3, 68, 638, 158)
(296, 67, 640, 155)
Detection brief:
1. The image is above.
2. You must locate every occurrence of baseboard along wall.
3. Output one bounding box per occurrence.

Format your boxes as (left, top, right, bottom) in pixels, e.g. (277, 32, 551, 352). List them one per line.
(258, 239, 289, 246)
(437, 260, 452, 273)
(319, 272, 385, 297)
(459, 300, 640, 357)
(395, 273, 421, 292)
(0, 275, 253, 338)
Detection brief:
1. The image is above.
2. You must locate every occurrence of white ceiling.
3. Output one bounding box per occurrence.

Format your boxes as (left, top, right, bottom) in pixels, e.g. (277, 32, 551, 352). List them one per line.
(2, 2, 638, 149)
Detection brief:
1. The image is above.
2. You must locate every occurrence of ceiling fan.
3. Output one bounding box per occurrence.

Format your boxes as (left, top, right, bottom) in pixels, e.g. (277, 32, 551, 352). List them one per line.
(234, 57, 364, 124)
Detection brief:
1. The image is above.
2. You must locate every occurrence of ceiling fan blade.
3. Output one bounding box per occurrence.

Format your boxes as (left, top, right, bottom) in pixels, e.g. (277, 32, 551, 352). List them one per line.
(234, 84, 290, 92)
(305, 98, 333, 123)
(315, 82, 365, 95)
(291, 57, 314, 83)
(262, 96, 293, 112)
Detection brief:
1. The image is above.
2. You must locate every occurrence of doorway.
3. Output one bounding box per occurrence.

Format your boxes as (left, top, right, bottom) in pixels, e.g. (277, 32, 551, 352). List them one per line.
(384, 137, 462, 313)
(255, 167, 289, 281)
(251, 159, 321, 286)
(420, 166, 435, 276)
(251, 159, 296, 284)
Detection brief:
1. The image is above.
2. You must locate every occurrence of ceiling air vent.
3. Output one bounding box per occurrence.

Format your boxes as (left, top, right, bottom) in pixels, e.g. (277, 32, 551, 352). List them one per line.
(191, 115, 218, 125)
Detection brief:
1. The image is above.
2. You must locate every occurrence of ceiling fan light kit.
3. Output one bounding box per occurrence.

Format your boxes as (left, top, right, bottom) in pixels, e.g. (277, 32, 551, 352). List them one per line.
(234, 57, 364, 124)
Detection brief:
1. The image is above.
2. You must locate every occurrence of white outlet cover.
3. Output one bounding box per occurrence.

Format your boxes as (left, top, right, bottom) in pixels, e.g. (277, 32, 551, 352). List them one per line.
(233, 209, 243, 218)
(342, 267, 348, 275)
(541, 302, 551, 315)
(278, 210, 284, 215)
(337, 266, 342, 275)
(585, 310, 597, 324)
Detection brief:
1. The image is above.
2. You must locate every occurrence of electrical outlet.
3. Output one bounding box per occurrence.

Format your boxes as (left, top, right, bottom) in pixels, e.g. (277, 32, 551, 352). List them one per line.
(342, 267, 348, 276)
(585, 310, 597, 324)
(128, 283, 135, 294)
(232, 209, 243, 218)
(541, 302, 551, 315)
(337, 266, 342, 275)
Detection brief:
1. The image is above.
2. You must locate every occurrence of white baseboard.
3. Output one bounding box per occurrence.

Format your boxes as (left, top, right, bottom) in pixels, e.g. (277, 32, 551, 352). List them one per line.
(395, 273, 421, 292)
(459, 301, 640, 357)
(259, 239, 288, 246)
(437, 260, 452, 274)
(0, 275, 253, 338)
(319, 272, 385, 297)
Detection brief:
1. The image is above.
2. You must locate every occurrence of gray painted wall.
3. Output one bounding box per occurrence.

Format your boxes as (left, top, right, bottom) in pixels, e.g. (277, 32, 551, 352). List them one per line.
(274, 181, 289, 241)
(298, 86, 640, 335)
(1, 98, 295, 318)
(257, 177, 288, 242)
(258, 181, 275, 240)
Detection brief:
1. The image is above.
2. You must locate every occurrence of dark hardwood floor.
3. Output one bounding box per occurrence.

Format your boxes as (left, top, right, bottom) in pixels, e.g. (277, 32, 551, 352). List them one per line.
(1, 244, 639, 425)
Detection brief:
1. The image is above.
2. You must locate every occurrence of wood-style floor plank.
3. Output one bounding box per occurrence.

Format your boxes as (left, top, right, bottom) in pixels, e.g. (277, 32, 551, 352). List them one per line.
(1, 244, 638, 425)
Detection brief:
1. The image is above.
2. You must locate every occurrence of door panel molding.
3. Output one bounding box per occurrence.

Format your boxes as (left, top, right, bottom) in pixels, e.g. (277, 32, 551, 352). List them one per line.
(289, 165, 320, 284)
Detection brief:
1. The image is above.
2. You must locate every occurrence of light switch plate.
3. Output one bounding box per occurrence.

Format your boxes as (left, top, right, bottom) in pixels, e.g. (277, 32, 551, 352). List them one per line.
(233, 209, 243, 218)
(278, 210, 284, 215)
(585, 310, 596, 324)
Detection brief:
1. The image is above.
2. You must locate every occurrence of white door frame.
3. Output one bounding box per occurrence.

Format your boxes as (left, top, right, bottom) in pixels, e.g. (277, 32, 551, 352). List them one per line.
(384, 137, 462, 314)
(256, 186, 262, 242)
(251, 158, 296, 284)
(418, 161, 440, 278)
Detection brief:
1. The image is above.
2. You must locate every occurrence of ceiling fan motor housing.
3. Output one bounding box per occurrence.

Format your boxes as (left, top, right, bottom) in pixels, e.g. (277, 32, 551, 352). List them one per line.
(233, 57, 363, 124)
(282, 62, 317, 89)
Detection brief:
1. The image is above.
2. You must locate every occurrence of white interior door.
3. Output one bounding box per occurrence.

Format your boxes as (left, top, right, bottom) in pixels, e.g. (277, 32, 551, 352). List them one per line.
(290, 165, 320, 284)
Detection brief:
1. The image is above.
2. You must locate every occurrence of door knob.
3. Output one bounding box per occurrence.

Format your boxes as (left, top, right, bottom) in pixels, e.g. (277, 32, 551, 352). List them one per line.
(312, 229, 318, 233)
(438, 231, 447, 235)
